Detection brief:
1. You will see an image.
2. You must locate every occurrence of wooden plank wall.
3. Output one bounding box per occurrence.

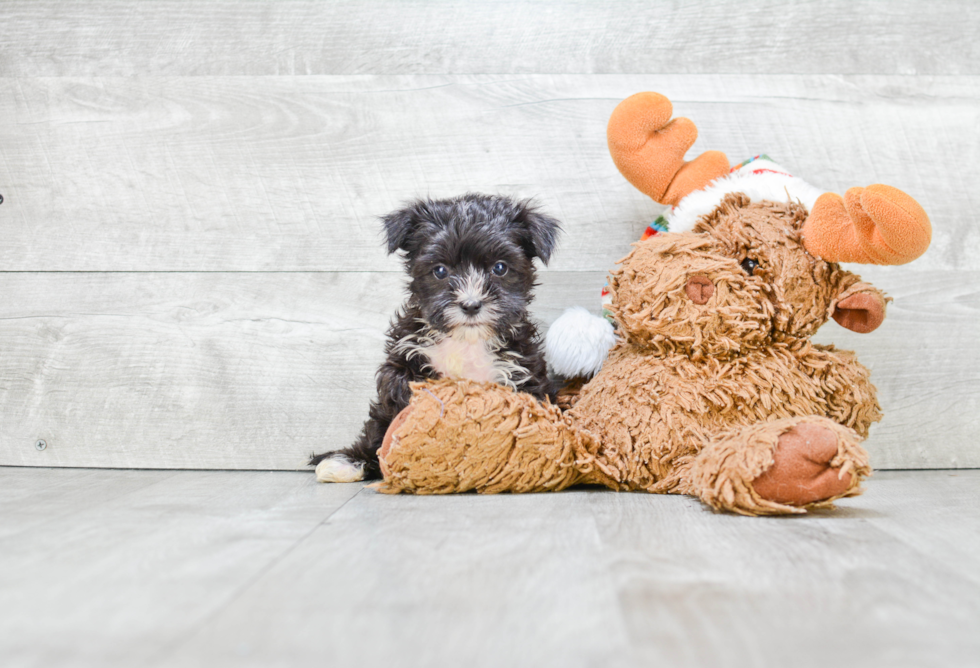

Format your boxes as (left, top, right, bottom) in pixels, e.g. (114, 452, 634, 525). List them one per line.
(1, 1, 977, 470)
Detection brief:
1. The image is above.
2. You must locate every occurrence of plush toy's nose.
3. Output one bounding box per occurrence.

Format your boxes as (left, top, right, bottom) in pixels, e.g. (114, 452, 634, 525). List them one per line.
(685, 275, 714, 305)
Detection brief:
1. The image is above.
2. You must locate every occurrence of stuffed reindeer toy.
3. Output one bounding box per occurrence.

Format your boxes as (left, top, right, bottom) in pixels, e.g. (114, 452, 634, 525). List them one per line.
(373, 92, 932, 515)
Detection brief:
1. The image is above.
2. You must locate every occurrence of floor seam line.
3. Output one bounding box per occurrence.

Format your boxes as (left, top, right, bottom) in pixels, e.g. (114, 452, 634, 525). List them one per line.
(146, 484, 365, 665)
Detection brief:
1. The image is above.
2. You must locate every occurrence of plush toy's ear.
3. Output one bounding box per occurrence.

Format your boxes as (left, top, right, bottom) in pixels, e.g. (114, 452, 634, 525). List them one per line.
(830, 282, 887, 334)
(382, 200, 432, 254)
(514, 202, 562, 265)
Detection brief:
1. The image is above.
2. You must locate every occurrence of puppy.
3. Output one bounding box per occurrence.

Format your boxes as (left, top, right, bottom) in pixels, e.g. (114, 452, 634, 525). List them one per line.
(310, 193, 561, 482)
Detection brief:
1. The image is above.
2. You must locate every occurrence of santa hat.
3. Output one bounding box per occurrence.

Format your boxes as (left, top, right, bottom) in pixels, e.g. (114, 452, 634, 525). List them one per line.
(662, 155, 824, 233)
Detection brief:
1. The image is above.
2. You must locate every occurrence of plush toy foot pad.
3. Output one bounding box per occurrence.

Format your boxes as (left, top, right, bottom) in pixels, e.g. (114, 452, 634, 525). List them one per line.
(693, 416, 871, 515)
(375, 379, 598, 495)
(753, 422, 869, 507)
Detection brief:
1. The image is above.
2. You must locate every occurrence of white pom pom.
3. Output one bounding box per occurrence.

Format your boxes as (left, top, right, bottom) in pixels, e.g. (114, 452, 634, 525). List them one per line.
(545, 306, 617, 378)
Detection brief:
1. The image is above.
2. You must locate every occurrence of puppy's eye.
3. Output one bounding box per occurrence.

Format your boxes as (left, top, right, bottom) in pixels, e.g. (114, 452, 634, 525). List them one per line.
(432, 266, 448, 280)
(492, 262, 508, 277)
(740, 258, 760, 276)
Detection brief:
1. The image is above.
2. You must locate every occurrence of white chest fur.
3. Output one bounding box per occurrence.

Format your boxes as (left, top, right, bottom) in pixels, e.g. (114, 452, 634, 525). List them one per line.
(427, 336, 499, 382)
(399, 328, 529, 390)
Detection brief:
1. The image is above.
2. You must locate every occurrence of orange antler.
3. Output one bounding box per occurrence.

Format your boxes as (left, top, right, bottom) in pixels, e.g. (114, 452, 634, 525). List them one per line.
(802, 185, 931, 265)
(607, 92, 730, 206)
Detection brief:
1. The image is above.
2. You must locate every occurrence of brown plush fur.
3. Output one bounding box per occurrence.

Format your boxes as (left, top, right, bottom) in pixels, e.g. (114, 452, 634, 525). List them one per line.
(376, 193, 891, 514)
(377, 379, 600, 494)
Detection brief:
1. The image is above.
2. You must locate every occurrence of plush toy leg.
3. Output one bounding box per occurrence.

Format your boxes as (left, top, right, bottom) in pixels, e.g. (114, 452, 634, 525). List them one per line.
(374, 379, 604, 495)
(377, 403, 414, 480)
(687, 416, 871, 516)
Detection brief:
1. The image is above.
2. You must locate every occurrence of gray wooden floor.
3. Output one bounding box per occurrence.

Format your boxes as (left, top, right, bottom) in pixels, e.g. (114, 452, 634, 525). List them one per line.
(2, 467, 978, 668)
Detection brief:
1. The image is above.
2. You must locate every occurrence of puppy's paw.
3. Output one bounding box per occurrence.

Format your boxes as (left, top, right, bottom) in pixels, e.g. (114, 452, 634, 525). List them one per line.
(315, 456, 365, 483)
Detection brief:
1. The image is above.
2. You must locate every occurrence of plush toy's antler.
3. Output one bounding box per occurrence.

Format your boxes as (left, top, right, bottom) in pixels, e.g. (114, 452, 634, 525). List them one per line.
(607, 92, 730, 206)
(802, 185, 931, 265)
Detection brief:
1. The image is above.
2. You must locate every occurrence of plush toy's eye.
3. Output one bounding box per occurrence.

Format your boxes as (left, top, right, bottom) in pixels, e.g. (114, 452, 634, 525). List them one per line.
(740, 258, 760, 276)
(433, 265, 449, 280)
(492, 262, 508, 277)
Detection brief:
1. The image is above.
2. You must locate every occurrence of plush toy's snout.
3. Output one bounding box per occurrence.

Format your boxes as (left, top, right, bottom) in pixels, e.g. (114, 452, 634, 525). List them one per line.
(685, 275, 714, 304)
(609, 232, 777, 358)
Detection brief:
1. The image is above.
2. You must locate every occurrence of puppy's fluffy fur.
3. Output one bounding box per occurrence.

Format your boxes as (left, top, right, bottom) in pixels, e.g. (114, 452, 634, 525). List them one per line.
(310, 193, 561, 482)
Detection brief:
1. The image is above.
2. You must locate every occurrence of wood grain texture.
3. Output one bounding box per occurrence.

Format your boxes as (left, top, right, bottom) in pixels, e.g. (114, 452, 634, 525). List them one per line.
(0, 467, 177, 539)
(0, 270, 603, 470)
(0, 468, 360, 668)
(861, 471, 980, 589)
(164, 488, 633, 668)
(588, 472, 980, 668)
(4, 468, 971, 668)
(1, 75, 977, 272)
(0, 270, 975, 470)
(1, 2, 976, 473)
(811, 266, 980, 470)
(1, 1, 978, 76)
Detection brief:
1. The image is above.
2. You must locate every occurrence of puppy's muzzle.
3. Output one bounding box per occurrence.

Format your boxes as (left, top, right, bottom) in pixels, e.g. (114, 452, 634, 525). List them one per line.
(460, 299, 483, 316)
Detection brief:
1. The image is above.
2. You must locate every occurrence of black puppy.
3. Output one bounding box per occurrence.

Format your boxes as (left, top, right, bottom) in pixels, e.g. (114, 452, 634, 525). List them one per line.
(310, 193, 561, 482)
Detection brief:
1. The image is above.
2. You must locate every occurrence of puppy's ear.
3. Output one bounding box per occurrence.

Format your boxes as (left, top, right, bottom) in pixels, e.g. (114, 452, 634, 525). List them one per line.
(514, 202, 562, 265)
(382, 200, 431, 254)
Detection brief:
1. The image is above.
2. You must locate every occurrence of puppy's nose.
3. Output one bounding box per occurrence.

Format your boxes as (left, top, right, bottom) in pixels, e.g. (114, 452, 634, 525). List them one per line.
(460, 300, 483, 316)
(685, 275, 714, 305)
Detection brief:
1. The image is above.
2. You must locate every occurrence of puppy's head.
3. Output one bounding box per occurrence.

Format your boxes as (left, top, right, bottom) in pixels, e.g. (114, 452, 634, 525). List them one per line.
(383, 193, 561, 339)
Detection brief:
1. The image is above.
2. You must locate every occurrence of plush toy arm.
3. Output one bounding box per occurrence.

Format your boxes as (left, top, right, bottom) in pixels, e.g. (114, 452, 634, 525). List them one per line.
(805, 345, 883, 439)
(545, 307, 617, 379)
